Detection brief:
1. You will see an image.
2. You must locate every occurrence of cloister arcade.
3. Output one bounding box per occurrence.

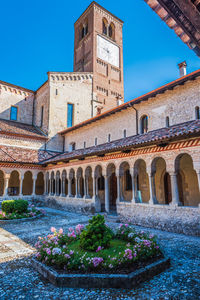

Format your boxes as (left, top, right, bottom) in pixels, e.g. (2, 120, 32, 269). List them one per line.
(0, 151, 199, 211)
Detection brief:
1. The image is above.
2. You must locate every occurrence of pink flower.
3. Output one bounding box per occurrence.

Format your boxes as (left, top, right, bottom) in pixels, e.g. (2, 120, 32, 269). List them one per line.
(59, 228, 63, 234)
(92, 257, 103, 267)
(96, 246, 102, 252)
(51, 227, 56, 233)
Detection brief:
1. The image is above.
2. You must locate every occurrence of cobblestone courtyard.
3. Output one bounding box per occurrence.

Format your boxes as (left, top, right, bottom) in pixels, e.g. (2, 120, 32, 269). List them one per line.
(0, 208, 199, 300)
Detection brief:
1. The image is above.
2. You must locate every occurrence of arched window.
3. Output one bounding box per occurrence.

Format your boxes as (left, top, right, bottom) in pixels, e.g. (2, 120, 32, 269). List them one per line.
(195, 106, 200, 120)
(102, 18, 108, 35)
(69, 142, 76, 151)
(108, 23, 115, 39)
(108, 134, 111, 142)
(95, 138, 98, 146)
(123, 129, 126, 138)
(141, 115, 148, 134)
(166, 116, 170, 127)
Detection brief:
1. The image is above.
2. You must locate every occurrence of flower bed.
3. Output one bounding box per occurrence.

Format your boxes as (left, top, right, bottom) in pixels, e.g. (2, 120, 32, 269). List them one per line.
(34, 215, 163, 274)
(0, 200, 45, 220)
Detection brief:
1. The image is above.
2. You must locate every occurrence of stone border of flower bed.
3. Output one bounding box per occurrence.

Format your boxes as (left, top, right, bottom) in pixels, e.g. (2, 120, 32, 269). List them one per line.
(32, 256, 170, 289)
(0, 213, 44, 224)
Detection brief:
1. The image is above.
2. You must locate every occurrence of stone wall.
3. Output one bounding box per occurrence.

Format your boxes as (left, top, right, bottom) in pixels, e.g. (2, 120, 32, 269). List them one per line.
(47, 72, 93, 152)
(0, 82, 34, 125)
(117, 202, 200, 236)
(34, 82, 49, 135)
(63, 78, 200, 150)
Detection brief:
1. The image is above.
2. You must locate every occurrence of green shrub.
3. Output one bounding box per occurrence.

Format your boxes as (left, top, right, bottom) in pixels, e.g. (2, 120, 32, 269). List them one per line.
(13, 199, 28, 214)
(1, 199, 28, 214)
(1, 200, 15, 214)
(79, 214, 113, 251)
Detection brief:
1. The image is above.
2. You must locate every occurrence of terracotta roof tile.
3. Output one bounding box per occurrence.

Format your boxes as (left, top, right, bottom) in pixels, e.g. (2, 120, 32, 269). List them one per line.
(44, 120, 200, 164)
(0, 146, 58, 164)
(0, 119, 47, 140)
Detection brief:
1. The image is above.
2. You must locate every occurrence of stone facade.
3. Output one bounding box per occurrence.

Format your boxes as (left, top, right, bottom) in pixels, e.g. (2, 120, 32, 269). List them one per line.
(63, 78, 200, 150)
(0, 2, 199, 236)
(74, 2, 124, 112)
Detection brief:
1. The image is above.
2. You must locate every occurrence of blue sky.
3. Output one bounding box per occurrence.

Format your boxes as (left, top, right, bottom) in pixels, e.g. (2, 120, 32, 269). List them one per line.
(0, 0, 199, 101)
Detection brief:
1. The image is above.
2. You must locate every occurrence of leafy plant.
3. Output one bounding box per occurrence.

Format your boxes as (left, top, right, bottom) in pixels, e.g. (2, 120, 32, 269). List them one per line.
(79, 214, 113, 251)
(1, 200, 15, 214)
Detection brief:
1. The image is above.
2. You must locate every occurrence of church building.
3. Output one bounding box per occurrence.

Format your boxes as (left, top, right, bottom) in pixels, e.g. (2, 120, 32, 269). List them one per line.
(0, 2, 199, 235)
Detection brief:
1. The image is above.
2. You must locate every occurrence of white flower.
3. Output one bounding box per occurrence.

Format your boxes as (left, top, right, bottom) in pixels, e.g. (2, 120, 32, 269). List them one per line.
(52, 247, 62, 255)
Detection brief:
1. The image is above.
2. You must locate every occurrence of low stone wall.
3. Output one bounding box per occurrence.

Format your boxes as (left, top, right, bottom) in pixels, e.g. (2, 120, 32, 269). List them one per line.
(32, 257, 170, 288)
(117, 202, 200, 236)
(41, 196, 95, 214)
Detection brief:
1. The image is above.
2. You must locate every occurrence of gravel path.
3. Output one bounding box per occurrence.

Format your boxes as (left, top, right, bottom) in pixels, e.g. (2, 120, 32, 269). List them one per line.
(0, 208, 199, 299)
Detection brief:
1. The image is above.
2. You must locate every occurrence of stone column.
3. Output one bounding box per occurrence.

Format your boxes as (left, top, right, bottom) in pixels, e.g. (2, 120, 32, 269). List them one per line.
(62, 177, 66, 197)
(169, 172, 181, 206)
(75, 177, 78, 198)
(195, 170, 200, 208)
(32, 176, 37, 197)
(44, 176, 47, 195)
(92, 175, 96, 200)
(116, 170, 121, 203)
(131, 172, 137, 203)
(3, 174, 10, 197)
(105, 175, 109, 213)
(19, 175, 24, 197)
(68, 178, 72, 197)
(95, 177, 98, 197)
(148, 172, 154, 205)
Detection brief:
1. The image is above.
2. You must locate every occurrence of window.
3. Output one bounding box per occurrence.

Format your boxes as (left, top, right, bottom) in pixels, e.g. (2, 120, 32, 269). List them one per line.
(108, 134, 111, 142)
(195, 106, 200, 120)
(84, 141, 86, 149)
(141, 115, 148, 134)
(69, 142, 76, 152)
(95, 138, 98, 146)
(124, 129, 126, 138)
(109, 23, 115, 39)
(102, 18, 108, 35)
(40, 106, 44, 127)
(10, 106, 18, 121)
(67, 103, 74, 128)
(55, 89, 58, 95)
(166, 116, 169, 127)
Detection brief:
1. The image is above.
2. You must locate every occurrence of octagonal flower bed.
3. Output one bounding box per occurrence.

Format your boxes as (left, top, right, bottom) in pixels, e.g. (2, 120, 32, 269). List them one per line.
(33, 215, 170, 288)
(0, 199, 45, 221)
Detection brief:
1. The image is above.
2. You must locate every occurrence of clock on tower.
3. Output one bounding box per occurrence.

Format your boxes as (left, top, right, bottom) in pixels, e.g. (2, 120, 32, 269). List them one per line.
(74, 2, 124, 114)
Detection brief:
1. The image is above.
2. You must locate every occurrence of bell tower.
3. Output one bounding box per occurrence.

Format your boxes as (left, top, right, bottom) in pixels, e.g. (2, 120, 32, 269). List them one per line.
(74, 1, 124, 113)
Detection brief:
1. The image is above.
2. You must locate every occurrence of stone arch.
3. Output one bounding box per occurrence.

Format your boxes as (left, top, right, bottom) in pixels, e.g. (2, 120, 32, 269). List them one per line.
(134, 159, 149, 203)
(119, 161, 132, 202)
(35, 172, 44, 195)
(151, 157, 172, 204)
(0, 170, 4, 196)
(106, 163, 117, 211)
(175, 153, 200, 206)
(8, 170, 20, 196)
(22, 171, 33, 195)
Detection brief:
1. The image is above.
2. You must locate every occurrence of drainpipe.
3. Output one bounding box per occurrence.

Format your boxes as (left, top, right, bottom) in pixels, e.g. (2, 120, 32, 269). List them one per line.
(129, 104, 138, 135)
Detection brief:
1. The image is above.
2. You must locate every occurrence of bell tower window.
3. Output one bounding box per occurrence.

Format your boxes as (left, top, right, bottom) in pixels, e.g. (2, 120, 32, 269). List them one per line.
(102, 18, 108, 35)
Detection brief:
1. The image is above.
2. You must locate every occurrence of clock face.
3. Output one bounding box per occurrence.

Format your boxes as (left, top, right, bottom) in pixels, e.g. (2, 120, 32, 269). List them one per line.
(97, 35, 119, 68)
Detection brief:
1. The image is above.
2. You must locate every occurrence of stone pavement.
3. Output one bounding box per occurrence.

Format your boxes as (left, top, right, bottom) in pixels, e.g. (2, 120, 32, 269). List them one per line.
(0, 207, 199, 299)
